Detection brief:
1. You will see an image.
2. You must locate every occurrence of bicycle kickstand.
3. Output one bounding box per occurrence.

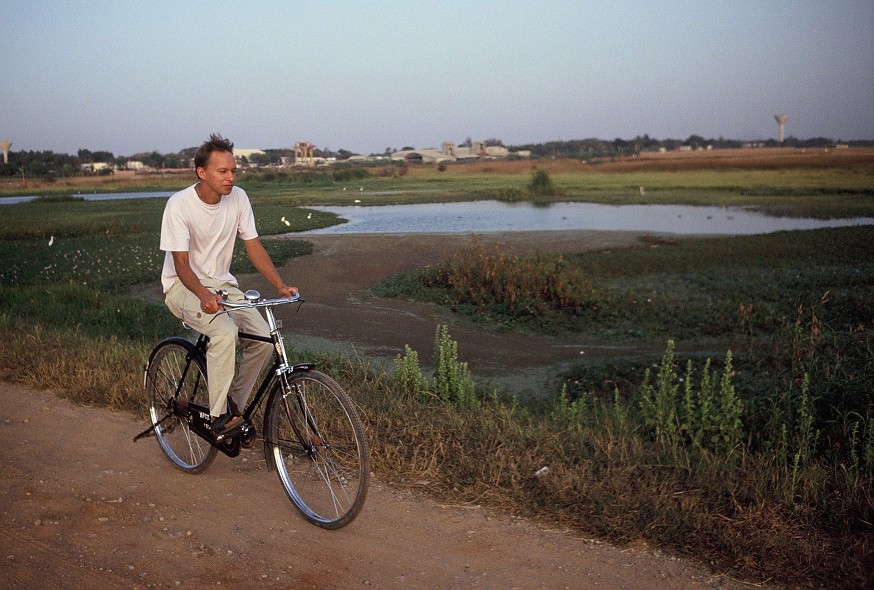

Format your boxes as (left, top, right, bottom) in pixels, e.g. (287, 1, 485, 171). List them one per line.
(132, 423, 156, 442)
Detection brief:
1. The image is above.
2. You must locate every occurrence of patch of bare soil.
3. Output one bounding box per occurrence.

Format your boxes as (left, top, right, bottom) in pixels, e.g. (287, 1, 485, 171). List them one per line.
(2, 231, 766, 589)
(259, 231, 667, 397)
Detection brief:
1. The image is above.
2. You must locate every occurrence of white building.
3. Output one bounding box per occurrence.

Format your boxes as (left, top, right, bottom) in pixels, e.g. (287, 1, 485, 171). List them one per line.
(392, 140, 526, 163)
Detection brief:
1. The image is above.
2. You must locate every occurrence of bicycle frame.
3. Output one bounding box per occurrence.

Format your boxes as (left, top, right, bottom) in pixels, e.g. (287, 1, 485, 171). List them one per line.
(136, 292, 316, 469)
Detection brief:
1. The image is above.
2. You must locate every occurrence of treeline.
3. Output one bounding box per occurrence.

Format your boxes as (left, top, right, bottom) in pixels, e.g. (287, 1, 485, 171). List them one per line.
(0, 146, 355, 178)
(0, 148, 192, 179)
(506, 134, 874, 159)
(0, 150, 81, 179)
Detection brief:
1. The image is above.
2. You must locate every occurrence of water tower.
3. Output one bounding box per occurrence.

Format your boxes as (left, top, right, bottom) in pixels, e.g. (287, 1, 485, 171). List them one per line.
(0, 140, 11, 164)
(774, 114, 788, 143)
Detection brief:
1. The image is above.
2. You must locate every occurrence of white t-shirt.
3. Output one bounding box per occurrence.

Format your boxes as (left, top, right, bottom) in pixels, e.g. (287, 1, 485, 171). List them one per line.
(160, 184, 259, 293)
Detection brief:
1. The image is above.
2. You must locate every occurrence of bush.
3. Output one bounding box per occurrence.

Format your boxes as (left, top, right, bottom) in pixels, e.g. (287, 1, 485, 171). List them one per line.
(527, 169, 560, 197)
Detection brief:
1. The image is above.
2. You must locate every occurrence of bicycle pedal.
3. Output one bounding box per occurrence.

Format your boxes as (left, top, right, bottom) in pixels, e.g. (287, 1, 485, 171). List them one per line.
(240, 424, 257, 448)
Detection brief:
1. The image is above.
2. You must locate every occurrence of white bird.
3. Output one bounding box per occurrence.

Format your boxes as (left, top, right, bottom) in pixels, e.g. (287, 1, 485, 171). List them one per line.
(639, 186, 646, 196)
(48, 235, 54, 246)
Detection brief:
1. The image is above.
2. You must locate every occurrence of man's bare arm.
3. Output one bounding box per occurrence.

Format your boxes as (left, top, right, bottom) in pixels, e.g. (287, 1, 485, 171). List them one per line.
(243, 238, 298, 297)
(170, 251, 223, 314)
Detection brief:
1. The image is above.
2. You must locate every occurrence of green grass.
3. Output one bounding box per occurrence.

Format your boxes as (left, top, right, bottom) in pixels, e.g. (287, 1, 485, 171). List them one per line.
(375, 226, 874, 342)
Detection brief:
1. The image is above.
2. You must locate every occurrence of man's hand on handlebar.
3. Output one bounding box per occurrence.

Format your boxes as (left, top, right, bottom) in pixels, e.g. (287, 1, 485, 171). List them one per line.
(200, 292, 224, 315)
(278, 284, 299, 299)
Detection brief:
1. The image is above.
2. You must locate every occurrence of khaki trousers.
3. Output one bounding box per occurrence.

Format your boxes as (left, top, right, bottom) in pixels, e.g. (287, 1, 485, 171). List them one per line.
(165, 278, 273, 418)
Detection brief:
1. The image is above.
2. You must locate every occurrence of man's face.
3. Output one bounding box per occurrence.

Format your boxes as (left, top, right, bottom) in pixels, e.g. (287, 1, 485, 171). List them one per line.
(198, 150, 237, 196)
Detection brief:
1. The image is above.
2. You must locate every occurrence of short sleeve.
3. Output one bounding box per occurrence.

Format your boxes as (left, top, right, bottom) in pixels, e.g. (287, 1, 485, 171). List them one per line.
(236, 190, 259, 241)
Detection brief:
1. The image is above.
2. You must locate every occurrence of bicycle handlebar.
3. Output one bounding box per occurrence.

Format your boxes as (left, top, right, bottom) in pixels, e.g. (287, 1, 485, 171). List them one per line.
(216, 289, 303, 310)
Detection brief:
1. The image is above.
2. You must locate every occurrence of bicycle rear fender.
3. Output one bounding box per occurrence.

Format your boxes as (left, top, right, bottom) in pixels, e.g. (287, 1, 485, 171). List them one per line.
(143, 336, 196, 390)
(262, 363, 316, 471)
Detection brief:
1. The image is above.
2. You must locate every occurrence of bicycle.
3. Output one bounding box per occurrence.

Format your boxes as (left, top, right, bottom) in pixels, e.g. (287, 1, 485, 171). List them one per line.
(133, 289, 369, 529)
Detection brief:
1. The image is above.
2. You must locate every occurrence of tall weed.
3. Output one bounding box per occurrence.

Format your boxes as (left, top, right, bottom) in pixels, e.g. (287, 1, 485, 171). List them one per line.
(433, 324, 478, 409)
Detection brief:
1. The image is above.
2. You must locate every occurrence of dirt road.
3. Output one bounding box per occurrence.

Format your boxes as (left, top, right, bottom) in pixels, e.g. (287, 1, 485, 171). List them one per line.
(2, 382, 755, 589)
(2, 231, 759, 589)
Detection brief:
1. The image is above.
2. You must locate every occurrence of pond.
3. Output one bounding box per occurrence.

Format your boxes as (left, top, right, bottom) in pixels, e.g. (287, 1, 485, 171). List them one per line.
(0, 191, 174, 205)
(299, 200, 874, 236)
(4, 192, 871, 236)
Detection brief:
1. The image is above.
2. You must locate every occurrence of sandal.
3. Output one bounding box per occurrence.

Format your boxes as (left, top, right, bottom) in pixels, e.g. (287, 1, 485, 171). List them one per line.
(210, 413, 245, 436)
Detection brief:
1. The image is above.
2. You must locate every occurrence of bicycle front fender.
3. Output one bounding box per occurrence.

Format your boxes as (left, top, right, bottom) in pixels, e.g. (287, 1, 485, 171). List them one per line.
(262, 363, 317, 471)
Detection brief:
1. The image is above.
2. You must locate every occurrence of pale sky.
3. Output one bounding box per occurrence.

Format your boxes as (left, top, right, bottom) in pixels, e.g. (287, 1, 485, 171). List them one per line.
(2, 0, 872, 156)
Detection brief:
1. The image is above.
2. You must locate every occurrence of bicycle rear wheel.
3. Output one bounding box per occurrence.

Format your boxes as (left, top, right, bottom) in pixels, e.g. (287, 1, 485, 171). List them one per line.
(146, 337, 217, 473)
(267, 370, 369, 529)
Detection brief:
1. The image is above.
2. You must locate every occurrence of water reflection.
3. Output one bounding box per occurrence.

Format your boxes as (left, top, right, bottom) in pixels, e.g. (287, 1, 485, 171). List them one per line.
(300, 200, 874, 236)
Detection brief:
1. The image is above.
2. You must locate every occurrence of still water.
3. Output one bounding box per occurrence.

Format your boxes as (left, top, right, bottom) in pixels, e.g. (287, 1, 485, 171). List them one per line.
(300, 200, 874, 236)
(0, 191, 174, 205)
(4, 192, 871, 235)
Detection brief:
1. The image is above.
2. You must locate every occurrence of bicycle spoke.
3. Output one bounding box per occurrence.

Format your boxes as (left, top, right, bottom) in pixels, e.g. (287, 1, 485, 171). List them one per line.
(268, 371, 368, 529)
(146, 339, 216, 473)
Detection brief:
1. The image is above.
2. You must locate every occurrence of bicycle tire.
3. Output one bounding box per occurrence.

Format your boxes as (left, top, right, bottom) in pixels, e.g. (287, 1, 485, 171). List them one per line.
(266, 370, 369, 529)
(146, 337, 217, 473)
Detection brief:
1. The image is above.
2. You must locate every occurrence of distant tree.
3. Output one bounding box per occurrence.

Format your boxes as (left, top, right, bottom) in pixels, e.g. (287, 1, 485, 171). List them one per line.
(685, 135, 707, 148)
(612, 138, 630, 154)
(0, 150, 78, 178)
(633, 134, 661, 152)
(139, 151, 164, 168)
(179, 146, 198, 160)
(77, 149, 114, 163)
(248, 152, 274, 166)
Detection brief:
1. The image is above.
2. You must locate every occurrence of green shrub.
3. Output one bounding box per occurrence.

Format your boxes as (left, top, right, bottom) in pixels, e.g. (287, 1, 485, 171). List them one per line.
(433, 324, 477, 409)
(393, 344, 428, 398)
(527, 169, 560, 197)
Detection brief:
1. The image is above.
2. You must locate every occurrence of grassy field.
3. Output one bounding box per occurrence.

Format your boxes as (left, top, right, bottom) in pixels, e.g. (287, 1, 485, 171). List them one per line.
(1, 149, 873, 588)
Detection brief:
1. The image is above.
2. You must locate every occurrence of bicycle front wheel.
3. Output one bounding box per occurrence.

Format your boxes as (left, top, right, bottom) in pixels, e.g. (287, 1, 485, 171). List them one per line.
(146, 338, 217, 473)
(267, 370, 369, 529)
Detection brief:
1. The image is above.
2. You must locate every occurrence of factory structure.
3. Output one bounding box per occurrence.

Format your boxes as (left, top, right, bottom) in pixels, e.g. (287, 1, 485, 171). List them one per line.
(388, 141, 529, 164)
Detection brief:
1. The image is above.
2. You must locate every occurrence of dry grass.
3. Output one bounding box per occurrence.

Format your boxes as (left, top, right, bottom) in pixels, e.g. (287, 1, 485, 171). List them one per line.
(404, 146, 874, 175)
(0, 319, 150, 413)
(0, 170, 192, 193)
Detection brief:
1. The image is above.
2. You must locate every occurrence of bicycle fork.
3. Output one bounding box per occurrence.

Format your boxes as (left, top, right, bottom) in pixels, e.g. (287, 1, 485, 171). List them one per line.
(263, 368, 323, 470)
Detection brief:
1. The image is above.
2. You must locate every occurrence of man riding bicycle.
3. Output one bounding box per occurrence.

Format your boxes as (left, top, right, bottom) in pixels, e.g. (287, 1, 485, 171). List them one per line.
(159, 134, 297, 436)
